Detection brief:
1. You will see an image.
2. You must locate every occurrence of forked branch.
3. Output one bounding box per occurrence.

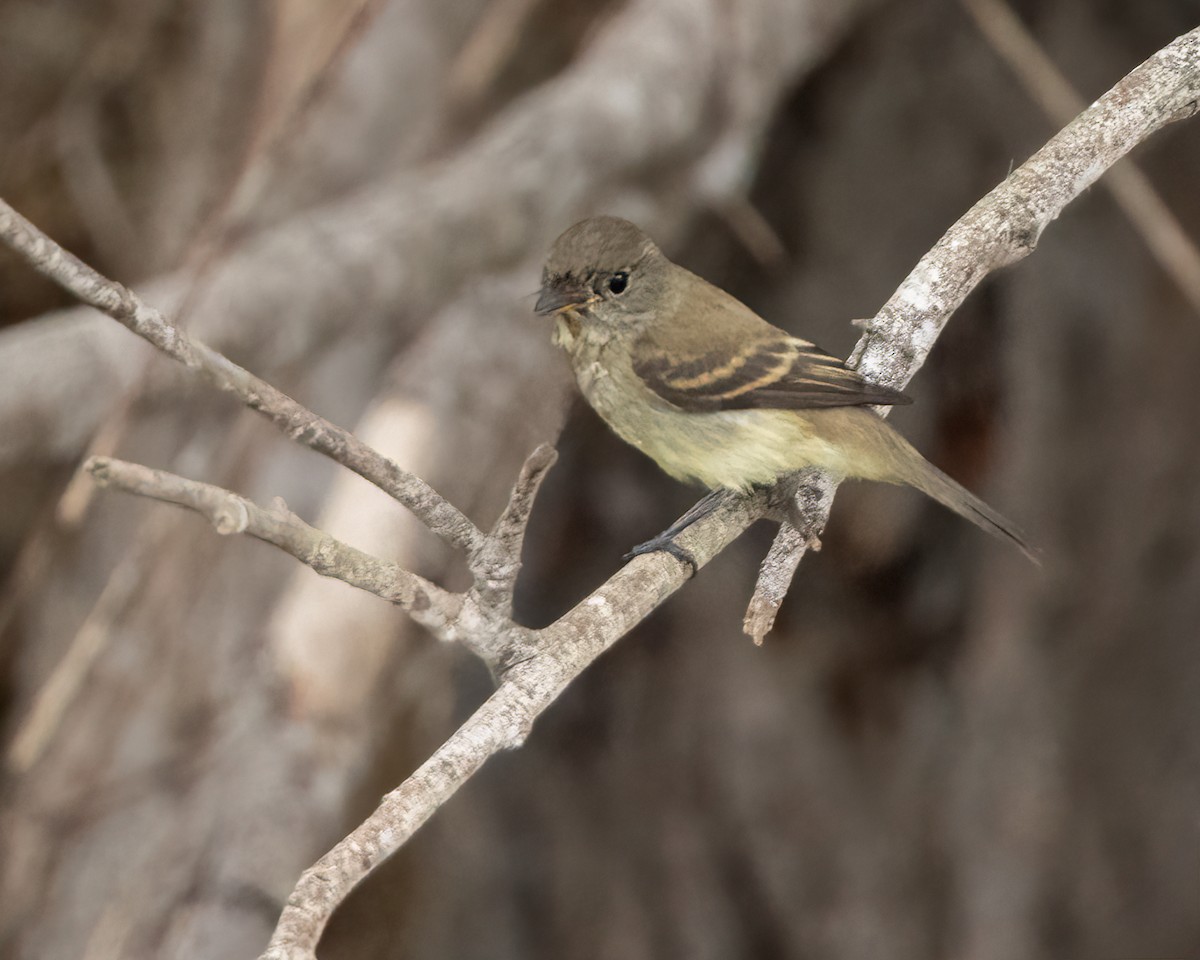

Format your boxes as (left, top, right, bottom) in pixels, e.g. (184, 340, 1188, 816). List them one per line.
(0, 24, 1195, 960)
(0, 199, 485, 556)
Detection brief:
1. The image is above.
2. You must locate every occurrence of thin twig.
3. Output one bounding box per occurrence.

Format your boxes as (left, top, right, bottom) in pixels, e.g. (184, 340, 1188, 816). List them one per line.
(744, 473, 834, 642)
(0, 199, 485, 555)
(445, 0, 543, 110)
(6, 532, 146, 772)
(470, 443, 559, 617)
(713, 196, 788, 270)
(84, 457, 463, 635)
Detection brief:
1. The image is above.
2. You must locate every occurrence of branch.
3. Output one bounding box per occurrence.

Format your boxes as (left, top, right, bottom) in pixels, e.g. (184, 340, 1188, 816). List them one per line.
(0, 0, 868, 470)
(261, 489, 763, 959)
(0, 199, 485, 556)
(84, 457, 462, 636)
(1, 190, 664, 679)
(5, 23, 1197, 960)
(962, 0, 1200, 316)
(743, 473, 834, 643)
(0, 211, 749, 949)
(744, 25, 1200, 637)
(459, 443, 559, 663)
(472, 444, 558, 609)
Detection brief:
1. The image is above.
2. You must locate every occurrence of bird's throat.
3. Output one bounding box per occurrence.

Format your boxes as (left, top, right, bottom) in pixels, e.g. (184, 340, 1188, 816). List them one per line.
(552, 310, 583, 351)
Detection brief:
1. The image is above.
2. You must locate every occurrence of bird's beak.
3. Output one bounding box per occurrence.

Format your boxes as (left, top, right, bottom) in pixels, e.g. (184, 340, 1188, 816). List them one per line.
(535, 283, 592, 316)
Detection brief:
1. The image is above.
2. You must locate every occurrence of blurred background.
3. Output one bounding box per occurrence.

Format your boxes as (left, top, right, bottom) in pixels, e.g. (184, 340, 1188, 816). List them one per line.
(1, 0, 1198, 957)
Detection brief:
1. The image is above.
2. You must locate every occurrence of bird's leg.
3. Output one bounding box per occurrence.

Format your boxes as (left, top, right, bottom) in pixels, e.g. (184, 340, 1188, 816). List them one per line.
(624, 488, 733, 576)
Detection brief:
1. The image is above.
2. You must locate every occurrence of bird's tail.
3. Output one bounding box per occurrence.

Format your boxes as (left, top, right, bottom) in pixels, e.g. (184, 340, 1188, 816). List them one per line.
(904, 455, 1040, 565)
(798, 407, 1039, 563)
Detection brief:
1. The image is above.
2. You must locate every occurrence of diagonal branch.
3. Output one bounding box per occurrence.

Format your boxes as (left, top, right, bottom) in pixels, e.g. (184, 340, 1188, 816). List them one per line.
(84, 456, 462, 637)
(744, 24, 1200, 639)
(0, 199, 485, 556)
(267, 27, 1200, 949)
(471, 442, 558, 617)
(962, 0, 1200, 316)
(262, 487, 762, 959)
(1, 22, 1196, 960)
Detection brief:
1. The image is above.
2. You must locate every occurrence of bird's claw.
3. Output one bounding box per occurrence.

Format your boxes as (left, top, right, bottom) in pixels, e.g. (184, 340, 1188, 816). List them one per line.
(623, 535, 698, 578)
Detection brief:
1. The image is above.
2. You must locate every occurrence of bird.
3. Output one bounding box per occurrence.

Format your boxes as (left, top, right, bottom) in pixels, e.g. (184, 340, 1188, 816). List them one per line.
(535, 215, 1036, 565)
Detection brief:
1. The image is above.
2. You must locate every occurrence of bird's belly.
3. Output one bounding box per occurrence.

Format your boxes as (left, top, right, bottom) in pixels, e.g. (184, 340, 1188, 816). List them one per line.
(570, 343, 868, 490)
(589, 387, 849, 492)
(638, 408, 854, 490)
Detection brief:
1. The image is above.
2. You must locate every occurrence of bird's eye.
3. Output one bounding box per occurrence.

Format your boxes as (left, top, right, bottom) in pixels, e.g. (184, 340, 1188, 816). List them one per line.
(608, 271, 629, 295)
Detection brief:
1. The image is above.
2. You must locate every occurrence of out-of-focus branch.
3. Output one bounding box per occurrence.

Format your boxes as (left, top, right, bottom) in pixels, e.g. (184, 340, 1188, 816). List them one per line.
(445, 0, 542, 110)
(0, 198, 485, 556)
(744, 24, 1200, 639)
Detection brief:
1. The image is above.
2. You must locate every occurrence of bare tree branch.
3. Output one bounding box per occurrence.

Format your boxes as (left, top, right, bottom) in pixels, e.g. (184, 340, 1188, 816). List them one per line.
(465, 442, 559, 649)
(0, 199, 485, 556)
(962, 0, 1200, 316)
(84, 456, 462, 636)
(0, 0, 869, 470)
(262, 489, 762, 959)
(1, 21, 1196, 960)
(746, 25, 1200, 636)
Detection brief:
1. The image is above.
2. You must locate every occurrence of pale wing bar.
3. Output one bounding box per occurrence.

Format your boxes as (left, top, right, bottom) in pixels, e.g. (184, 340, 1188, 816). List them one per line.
(634, 336, 911, 411)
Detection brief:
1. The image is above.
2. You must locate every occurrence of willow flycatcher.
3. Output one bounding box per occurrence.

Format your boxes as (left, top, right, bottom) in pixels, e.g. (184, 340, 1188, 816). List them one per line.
(536, 215, 1035, 563)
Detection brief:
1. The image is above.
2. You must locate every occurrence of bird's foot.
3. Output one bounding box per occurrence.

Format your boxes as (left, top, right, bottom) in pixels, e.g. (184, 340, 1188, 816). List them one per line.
(621, 489, 736, 578)
(623, 534, 698, 577)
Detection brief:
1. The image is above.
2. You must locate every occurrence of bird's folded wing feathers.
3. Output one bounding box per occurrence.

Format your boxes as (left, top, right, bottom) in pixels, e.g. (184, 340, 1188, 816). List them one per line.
(633, 334, 911, 411)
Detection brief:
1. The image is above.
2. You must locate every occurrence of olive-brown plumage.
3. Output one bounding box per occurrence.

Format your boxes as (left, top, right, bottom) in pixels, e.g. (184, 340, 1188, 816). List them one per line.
(537, 215, 1035, 561)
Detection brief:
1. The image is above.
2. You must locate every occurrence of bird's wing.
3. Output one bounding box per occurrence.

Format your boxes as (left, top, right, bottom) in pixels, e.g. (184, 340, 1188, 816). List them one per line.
(633, 331, 911, 411)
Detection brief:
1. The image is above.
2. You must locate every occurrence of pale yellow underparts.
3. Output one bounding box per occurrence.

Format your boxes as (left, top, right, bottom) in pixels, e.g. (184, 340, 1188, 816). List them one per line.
(555, 312, 910, 492)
